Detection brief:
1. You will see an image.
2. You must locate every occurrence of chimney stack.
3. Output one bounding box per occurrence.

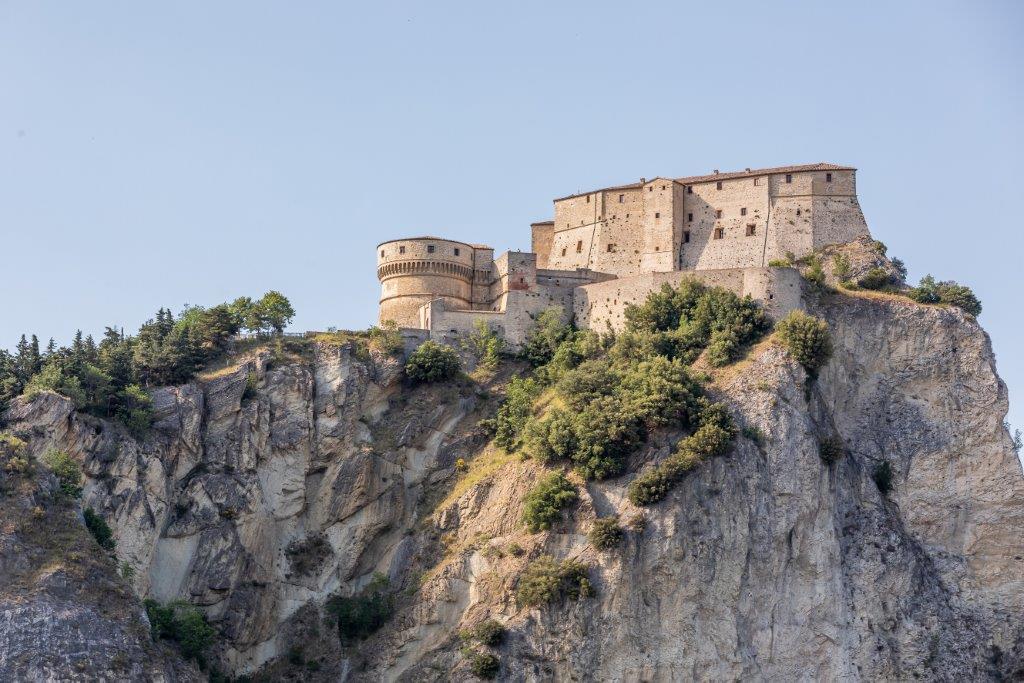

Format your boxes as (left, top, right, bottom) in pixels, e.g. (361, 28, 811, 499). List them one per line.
(713, 169, 719, 174)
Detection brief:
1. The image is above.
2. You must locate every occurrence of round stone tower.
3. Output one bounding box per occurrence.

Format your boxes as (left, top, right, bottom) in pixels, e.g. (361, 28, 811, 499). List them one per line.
(376, 237, 477, 327)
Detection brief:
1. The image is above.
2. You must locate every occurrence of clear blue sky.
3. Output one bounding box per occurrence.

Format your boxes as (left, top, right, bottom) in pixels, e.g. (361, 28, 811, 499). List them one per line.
(2, 1, 1022, 429)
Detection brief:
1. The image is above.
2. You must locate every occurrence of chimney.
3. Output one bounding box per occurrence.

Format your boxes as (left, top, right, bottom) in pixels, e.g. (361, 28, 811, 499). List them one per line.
(713, 169, 719, 174)
(640, 177, 646, 183)
(745, 167, 751, 172)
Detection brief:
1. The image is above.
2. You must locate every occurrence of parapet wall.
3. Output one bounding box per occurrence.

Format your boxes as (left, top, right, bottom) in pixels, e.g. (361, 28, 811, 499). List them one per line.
(572, 267, 802, 333)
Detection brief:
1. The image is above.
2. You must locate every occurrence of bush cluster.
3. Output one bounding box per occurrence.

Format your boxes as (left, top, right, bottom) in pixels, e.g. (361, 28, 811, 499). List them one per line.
(463, 619, 505, 647)
(463, 319, 504, 370)
(515, 555, 594, 607)
(774, 311, 833, 375)
(521, 472, 578, 532)
(42, 448, 82, 497)
(818, 436, 846, 465)
(367, 320, 404, 355)
(83, 507, 115, 550)
(326, 572, 393, 642)
(857, 267, 893, 290)
(405, 341, 461, 383)
(492, 376, 541, 450)
(909, 276, 982, 316)
(588, 516, 624, 550)
(144, 599, 216, 663)
(627, 401, 736, 505)
(467, 651, 500, 679)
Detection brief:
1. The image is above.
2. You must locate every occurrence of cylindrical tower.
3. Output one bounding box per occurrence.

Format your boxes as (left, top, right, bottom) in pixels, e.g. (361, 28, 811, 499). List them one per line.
(376, 237, 477, 327)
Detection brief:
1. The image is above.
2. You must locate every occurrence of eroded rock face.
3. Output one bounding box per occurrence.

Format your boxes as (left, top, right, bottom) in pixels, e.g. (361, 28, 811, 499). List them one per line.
(4, 292, 1023, 682)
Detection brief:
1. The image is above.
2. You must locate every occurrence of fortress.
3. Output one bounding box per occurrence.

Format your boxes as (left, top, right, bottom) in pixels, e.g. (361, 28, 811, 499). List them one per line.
(376, 163, 869, 345)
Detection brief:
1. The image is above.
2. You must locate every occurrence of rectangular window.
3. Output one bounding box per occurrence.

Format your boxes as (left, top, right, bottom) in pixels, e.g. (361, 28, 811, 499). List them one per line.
(586, 195, 590, 203)
(716, 181, 722, 190)
(427, 245, 435, 253)
(686, 186, 692, 194)
(661, 184, 666, 190)
(380, 249, 384, 257)
(561, 247, 567, 256)
(687, 212, 693, 222)
(576, 240, 583, 253)
(655, 212, 660, 219)
(715, 209, 722, 219)
(399, 246, 405, 254)
(746, 224, 756, 236)
(648, 187, 653, 192)
(454, 247, 460, 256)
(796, 208, 802, 217)
(683, 230, 691, 243)
(619, 194, 624, 203)
(740, 207, 747, 216)
(826, 172, 833, 182)
(785, 174, 792, 184)
(754, 177, 760, 186)
(606, 244, 615, 253)
(714, 228, 724, 239)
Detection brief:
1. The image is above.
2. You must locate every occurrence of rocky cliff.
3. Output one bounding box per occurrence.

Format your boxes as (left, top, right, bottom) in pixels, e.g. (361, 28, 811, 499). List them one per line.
(2, 287, 1022, 681)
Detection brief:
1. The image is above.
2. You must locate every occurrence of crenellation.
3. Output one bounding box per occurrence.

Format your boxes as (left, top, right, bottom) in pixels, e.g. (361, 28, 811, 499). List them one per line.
(377, 163, 871, 346)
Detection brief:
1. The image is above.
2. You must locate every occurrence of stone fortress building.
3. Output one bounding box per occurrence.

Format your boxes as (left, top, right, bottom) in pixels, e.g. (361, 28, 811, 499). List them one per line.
(377, 163, 869, 345)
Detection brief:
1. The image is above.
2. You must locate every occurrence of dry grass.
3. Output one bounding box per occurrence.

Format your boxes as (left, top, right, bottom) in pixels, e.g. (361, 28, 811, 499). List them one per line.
(434, 444, 519, 514)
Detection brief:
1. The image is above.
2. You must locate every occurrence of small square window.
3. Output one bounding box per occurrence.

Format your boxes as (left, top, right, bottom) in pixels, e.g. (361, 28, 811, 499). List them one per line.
(714, 228, 724, 240)
(785, 174, 792, 184)
(687, 213, 693, 222)
(826, 172, 833, 182)
(655, 212, 660, 219)
(427, 245, 435, 253)
(683, 230, 691, 243)
(715, 209, 723, 219)
(686, 186, 692, 194)
(454, 248, 460, 256)
(606, 244, 615, 253)
(399, 246, 406, 254)
(716, 181, 723, 190)
(746, 224, 756, 236)
(619, 194, 624, 203)
(741, 207, 747, 216)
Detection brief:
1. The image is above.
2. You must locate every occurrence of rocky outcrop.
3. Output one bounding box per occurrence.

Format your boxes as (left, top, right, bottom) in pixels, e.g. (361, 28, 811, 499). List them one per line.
(2, 288, 1022, 681)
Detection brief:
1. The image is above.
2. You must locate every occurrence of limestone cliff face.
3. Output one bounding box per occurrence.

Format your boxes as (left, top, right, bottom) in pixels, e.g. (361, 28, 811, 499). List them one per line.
(3, 291, 1023, 681)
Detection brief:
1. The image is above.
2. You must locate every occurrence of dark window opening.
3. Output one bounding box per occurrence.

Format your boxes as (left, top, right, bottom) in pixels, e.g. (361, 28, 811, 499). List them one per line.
(715, 209, 723, 219)
(683, 230, 691, 243)
(648, 186, 653, 192)
(380, 250, 384, 257)
(561, 248, 567, 257)
(655, 212, 660, 218)
(746, 224, 756, 236)
(714, 228, 724, 239)
(586, 195, 590, 203)
(741, 207, 747, 216)
(796, 208, 802, 217)
(654, 246, 660, 251)
(687, 212, 693, 222)
(576, 240, 583, 253)
(826, 172, 833, 182)
(785, 174, 792, 184)
(454, 247, 460, 256)
(606, 244, 616, 252)
(427, 245, 435, 253)
(618, 194, 624, 203)
(399, 246, 405, 254)
(716, 181, 723, 190)
(686, 185, 692, 194)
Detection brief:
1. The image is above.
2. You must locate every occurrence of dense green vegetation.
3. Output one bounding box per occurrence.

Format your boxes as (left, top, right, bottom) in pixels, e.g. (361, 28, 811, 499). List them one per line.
(521, 472, 578, 532)
(588, 516, 624, 550)
(41, 448, 82, 497)
(83, 507, 115, 550)
(515, 555, 593, 607)
(466, 619, 505, 647)
(909, 276, 982, 316)
(873, 461, 894, 494)
(326, 572, 393, 642)
(404, 340, 461, 383)
(467, 651, 500, 679)
(774, 311, 833, 376)
(0, 291, 295, 435)
(818, 437, 846, 465)
(144, 599, 217, 664)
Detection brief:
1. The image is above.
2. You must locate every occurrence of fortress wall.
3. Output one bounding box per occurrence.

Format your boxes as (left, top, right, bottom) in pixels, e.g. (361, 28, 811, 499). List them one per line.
(765, 197, 816, 262)
(547, 187, 648, 275)
(377, 238, 478, 326)
(810, 195, 869, 250)
(422, 286, 572, 348)
(530, 223, 554, 268)
(639, 179, 678, 273)
(680, 176, 771, 270)
(573, 267, 802, 333)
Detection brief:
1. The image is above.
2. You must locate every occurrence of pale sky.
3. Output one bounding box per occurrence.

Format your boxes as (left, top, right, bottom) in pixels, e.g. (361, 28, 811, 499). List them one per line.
(2, 1, 1022, 430)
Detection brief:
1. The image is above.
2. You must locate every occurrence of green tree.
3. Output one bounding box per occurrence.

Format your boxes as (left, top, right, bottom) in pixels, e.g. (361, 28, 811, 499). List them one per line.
(405, 341, 461, 383)
(522, 472, 578, 532)
(256, 291, 296, 335)
(774, 311, 833, 375)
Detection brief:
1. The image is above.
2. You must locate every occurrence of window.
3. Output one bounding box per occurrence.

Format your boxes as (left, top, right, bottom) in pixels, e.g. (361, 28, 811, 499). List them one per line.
(648, 186, 653, 192)
(561, 247, 567, 256)
(606, 244, 615, 253)
(686, 185, 692, 194)
(740, 207, 747, 216)
(716, 181, 723, 190)
(826, 172, 833, 182)
(654, 246, 660, 251)
(427, 245, 435, 253)
(655, 212, 660, 219)
(746, 224, 756, 236)
(714, 228, 724, 239)
(380, 249, 384, 257)
(661, 184, 666, 190)
(687, 212, 693, 222)
(586, 195, 590, 203)
(754, 177, 760, 186)
(619, 194, 624, 203)
(576, 240, 583, 253)
(399, 246, 406, 254)
(683, 230, 691, 243)
(454, 247, 460, 256)
(796, 208, 802, 217)
(785, 174, 792, 184)
(715, 209, 723, 219)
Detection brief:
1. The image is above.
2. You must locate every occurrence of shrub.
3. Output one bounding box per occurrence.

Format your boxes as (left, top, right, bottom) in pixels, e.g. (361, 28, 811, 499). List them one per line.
(742, 424, 766, 446)
(467, 651, 500, 679)
(873, 461, 894, 494)
(405, 341, 461, 383)
(469, 619, 505, 647)
(802, 256, 827, 290)
(144, 599, 216, 663)
(589, 517, 624, 550)
(522, 472, 578, 532)
(463, 319, 504, 370)
(117, 384, 153, 438)
(818, 436, 846, 464)
(42, 449, 82, 497)
(909, 275, 982, 316)
(326, 572, 393, 642)
(857, 267, 892, 290)
(83, 507, 115, 549)
(767, 258, 791, 268)
(775, 311, 833, 375)
(493, 376, 541, 450)
(832, 253, 851, 280)
(521, 308, 574, 367)
(242, 372, 258, 401)
(515, 555, 594, 607)
(367, 320, 404, 355)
